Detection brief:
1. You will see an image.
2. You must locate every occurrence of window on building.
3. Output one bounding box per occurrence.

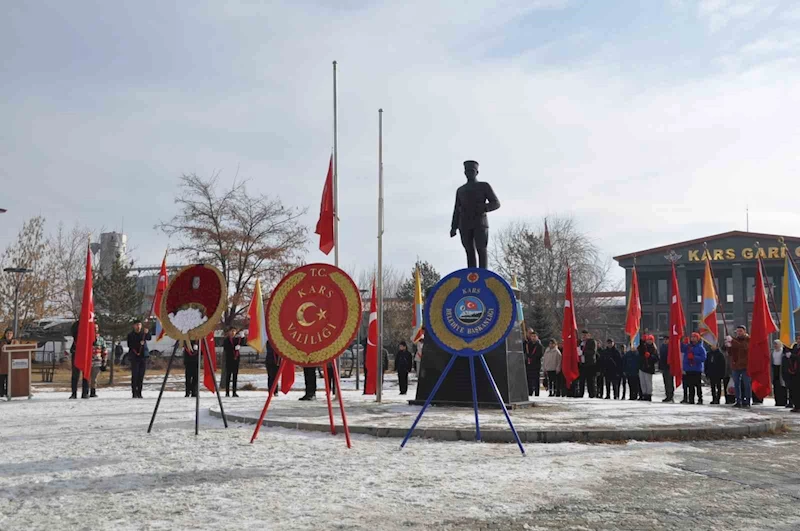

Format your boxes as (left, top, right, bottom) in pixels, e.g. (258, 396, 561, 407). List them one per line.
(640, 278, 651, 304)
(642, 312, 654, 332)
(719, 312, 733, 339)
(726, 277, 734, 303)
(691, 313, 702, 332)
(746, 276, 755, 303)
(657, 279, 668, 304)
(747, 312, 753, 331)
(657, 312, 668, 333)
(694, 278, 702, 303)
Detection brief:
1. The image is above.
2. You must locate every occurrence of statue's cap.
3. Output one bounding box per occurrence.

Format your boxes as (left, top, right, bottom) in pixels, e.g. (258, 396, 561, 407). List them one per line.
(463, 160, 479, 169)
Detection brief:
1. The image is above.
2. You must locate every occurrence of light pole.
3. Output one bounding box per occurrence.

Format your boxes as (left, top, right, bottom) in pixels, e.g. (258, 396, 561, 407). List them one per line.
(3, 267, 33, 337)
(355, 288, 368, 390)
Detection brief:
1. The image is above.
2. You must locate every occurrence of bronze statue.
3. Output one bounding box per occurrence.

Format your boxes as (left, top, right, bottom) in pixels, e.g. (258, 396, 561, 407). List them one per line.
(450, 160, 500, 269)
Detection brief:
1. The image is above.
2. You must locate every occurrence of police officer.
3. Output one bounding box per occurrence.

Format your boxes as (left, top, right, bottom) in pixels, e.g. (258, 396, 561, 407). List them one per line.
(223, 327, 244, 397)
(126, 320, 151, 399)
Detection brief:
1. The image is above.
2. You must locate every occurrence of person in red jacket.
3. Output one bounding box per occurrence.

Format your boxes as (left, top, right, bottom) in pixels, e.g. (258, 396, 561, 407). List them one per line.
(728, 325, 751, 408)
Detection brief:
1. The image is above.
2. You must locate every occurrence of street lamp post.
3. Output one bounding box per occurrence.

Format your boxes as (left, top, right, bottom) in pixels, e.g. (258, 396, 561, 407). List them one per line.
(3, 267, 33, 337)
(355, 288, 368, 390)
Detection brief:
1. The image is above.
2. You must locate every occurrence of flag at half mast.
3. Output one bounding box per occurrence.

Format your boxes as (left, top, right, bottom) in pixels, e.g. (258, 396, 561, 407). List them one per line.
(411, 265, 424, 343)
(698, 257, 719, 345)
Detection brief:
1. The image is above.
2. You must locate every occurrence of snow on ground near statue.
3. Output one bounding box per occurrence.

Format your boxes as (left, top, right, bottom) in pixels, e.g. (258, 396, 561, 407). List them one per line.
(2, 377, 798, 530)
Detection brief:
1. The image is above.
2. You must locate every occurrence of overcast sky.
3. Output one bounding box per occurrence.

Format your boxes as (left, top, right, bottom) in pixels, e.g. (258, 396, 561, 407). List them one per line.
(2, 0, 800, 287)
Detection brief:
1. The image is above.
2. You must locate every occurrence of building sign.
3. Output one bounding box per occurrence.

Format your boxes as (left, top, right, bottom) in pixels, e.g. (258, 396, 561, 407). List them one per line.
(687, 246, 800, 262)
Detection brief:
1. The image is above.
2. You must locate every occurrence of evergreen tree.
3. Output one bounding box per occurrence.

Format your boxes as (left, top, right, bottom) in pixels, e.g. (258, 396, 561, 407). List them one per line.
(94, 258, 143, 384)
(397, 260, 441, 301)
(527, 296, 555, 343)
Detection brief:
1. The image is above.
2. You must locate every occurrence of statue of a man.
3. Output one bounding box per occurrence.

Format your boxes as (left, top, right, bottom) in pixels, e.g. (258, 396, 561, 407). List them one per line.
(450, 160, 500, 269)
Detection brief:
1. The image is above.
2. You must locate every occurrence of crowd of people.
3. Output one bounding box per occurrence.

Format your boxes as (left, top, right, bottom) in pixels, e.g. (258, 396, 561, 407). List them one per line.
(523, 326, 800, 412)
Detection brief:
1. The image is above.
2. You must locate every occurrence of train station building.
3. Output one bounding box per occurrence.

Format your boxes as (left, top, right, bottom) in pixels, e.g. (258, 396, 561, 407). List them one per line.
(614, 231, 800, 341)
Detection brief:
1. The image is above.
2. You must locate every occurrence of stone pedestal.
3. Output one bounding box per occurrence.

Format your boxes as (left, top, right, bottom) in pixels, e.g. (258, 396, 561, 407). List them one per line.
(410, 325, 530, 408)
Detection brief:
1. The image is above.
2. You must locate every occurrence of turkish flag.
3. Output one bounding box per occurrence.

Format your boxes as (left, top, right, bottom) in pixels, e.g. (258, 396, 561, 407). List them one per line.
(202, 332, 217, 393)
(668, 263, 685, 388)
(74, 245, 96, 381)
(315, 156, 335, 255)
(560, 268, 579, 388)
(151, 255, 168, 340)
(365, 278, 378, 395)
(749, 259, 778, 400)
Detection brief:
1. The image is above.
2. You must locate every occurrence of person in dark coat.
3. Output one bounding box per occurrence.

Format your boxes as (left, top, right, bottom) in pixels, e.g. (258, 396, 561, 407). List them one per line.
(395, 341, 413, 395)
(599, 339, 622, 399)
(637, 335, 659, 401)
(622, 344, 640, 400)
(524, 329, 544, 397)
(69, 320, 90, 399)
(781, 334, 799, 409)
(265, 339, 281, 396)
(789, 343, 800, 413)
(181, 339, 199, 397)
(659, 335, 674, 403)
(1, 328, 15, 398)
(300, 366, 317, 401)
(222, 327, 244, 397)
(578, 330, 598, 398)
(705, 343, 726, 404)
(126, 320, 151, 399)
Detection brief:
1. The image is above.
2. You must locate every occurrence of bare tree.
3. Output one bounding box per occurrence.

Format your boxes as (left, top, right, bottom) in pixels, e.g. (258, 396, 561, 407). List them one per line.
(49, 222, 92, 318)
(0, 217, 53, 329)
(491, 216, 618, 334)
(158, 173, 309, 327)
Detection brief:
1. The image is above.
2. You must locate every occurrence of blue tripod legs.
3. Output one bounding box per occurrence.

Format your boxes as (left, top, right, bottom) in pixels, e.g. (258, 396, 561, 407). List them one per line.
(479, 354, 525, 455)
(469, 355, 481, 441)
(400, 354, 457, 449)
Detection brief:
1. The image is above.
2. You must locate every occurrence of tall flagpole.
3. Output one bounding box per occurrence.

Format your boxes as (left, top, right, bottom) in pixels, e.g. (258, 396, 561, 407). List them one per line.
(333, 61, 340, 268)
(376, 108, 385, 402)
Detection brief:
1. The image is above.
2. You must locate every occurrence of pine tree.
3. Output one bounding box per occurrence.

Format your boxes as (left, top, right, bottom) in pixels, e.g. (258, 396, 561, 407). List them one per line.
(397, 260, 441, 301)
(527, 297, 555, 343)
(94, 258, 143, 384)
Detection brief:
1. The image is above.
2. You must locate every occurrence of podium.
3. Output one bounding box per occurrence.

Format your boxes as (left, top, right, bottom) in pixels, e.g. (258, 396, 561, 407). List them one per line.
(1, 342, 35, 401)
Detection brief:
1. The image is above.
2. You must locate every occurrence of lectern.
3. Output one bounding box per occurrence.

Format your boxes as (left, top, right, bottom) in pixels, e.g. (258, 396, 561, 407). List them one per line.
(1, 342, 35, 401)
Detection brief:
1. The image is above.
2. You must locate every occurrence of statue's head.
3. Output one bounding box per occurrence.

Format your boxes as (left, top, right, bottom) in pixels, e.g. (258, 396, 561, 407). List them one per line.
(463, 160, 479, 182)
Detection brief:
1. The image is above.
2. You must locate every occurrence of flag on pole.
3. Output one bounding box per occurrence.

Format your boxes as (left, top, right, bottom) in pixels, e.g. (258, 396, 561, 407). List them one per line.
(411, 265, 424, 343)
(668, 263, 685, 388)
(560, 268, 580, 388)
(624, 266, 642, 348)
(780, 254, 800, 347)
(202, 332, 217, 393)
(750, 258, 778, 400)
(698, 257, 719, 345)
(365, 278, 378, 395)
(74, 244, 96, 381)
(151, 253, 169, 340)
(280, 353, 295, 394)
(247, 279, 267, 353)
(315, 155, 335, 255)
(544, 219, 552, 250)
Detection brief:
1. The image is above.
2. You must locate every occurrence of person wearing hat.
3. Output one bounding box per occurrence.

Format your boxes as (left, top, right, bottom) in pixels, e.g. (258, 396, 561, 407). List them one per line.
(705, 341, 727, 404)
(728, 325, 751, 408)
(681, 333, 707, 404)
(180, 339, 199, 397)
(637, 334, 659, 401)
(524, 329, 544, 397)
(395, 341, 413, 395)
(223, 327, 245, 397)
(449, 160, 500, 269)
(126, 320, 151, 399)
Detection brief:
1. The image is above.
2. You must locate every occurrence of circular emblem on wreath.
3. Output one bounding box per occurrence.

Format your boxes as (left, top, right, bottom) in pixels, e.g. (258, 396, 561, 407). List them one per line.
(266, 263, 362, 366)
(160, 264, 228, 341)
(424, 268, 517, 357)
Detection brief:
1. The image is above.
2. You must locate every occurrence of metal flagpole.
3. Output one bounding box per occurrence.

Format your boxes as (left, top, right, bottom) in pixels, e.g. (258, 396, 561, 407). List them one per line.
(333, 60, 339, 268)
(376, 108, 384, 402)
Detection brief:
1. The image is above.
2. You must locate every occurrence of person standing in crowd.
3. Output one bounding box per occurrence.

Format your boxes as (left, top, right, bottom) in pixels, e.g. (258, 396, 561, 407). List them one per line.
(622, 343, 640, 400)
(90, 323, 107, 398)
(127, 320, 151, 399)
(543, 339, 562, 397)
(300, 366, 317, 400)
(722, 335, 735, 404)
(70, 319, 89, 400)
(181, 339, 199, 397)
(395, 341, 413, 395)
(524, 329, 543, 397)
(771, 339, 787, 407)
(265, 339, 281, 396)
(114, 342, 124, 364)
(327, 362, 337, 397)
(578, 330, 597, 398)
(705, 342, 726, 404)
(783, 334, 800, 409)
(659, 335, 675, 403)
(788, 342, 800, 413)
(728, 325, 751, 408)
(599, 339, 622, 400)
(638, 335, 658, 401)
(223, 327, 244, 397)
(0, 328, 15, 398)
(681, 333, 707, 404)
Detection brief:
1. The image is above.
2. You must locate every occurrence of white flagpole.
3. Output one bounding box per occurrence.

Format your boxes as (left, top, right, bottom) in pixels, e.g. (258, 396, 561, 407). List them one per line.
(376, 108, 385, 402)
(333, 60, 340, 268)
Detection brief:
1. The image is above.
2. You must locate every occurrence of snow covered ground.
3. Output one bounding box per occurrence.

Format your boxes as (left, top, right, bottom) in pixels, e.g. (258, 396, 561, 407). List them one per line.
(1, 376, 799, 530)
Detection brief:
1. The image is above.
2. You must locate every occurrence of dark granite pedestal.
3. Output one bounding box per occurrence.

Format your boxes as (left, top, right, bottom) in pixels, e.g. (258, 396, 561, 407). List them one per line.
(409, 325, 531, 409)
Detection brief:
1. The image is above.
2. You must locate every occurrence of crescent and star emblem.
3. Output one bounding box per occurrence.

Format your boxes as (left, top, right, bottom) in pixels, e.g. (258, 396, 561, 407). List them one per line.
(296, 301, 327, 327)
